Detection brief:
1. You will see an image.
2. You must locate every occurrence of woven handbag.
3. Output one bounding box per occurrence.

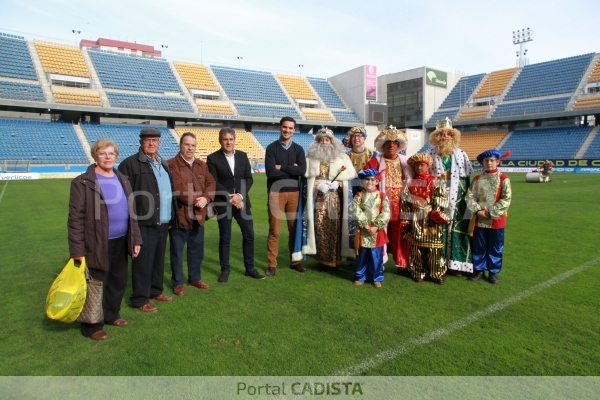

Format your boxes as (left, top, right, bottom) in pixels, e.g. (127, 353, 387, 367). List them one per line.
(75, 266, 103, 324)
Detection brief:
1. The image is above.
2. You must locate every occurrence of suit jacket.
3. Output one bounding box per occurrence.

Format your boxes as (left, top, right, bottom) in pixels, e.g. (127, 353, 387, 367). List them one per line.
(206, 149, 253, 214)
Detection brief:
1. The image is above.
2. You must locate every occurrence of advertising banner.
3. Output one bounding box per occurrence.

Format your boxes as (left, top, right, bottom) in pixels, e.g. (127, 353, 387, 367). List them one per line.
(471, 159, 600, 173)
(425, 68, 447, 88)
(365, 65, 377, 100)
(0, 173, 39, 180)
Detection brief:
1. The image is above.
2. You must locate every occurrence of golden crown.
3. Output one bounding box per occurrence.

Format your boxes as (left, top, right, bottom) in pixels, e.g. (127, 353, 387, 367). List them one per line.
(435, 117, 453, 130)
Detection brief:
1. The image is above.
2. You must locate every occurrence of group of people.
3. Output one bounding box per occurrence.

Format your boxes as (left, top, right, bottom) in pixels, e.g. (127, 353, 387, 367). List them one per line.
(67, 116, 511, 341)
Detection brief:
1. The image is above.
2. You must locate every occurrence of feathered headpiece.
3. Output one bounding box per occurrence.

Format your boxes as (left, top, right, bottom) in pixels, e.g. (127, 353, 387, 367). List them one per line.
(358, 168, 385, 180)
(476, 149, 512, 164)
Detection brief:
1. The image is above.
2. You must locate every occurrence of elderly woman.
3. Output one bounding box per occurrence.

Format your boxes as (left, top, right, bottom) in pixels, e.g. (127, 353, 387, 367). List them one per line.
(68, 139, 142, 341)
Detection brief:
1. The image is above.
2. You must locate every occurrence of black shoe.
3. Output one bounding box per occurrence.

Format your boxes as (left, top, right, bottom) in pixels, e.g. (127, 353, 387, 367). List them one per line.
(266, 267, 276, 277)
(469, 271, 484, 281)
(245, 269, 265, 280)
(433, 276, 446, 285)
(489, 273, 499, 284)
(218, 271, 230, 283)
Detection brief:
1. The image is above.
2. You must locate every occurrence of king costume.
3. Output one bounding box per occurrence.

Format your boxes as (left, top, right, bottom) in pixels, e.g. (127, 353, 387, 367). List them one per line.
(425, 118, 474, 273)
(363, 126, 413, 269)
(401, 153, 450, 283)
(292, 128, 357, 267)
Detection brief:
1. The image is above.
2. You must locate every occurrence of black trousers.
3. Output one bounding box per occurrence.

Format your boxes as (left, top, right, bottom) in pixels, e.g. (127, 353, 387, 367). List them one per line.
(217, 208, 255, 272)
(130, 224, 168, 308)
(81, 235, 128, 337)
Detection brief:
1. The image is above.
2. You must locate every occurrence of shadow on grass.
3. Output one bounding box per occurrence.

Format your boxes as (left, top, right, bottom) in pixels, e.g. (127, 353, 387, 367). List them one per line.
(41, 316, 80, 332)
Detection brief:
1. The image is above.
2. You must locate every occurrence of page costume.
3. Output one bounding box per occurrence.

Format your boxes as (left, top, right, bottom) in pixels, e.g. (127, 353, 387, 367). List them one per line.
(350, 169, 390, 283)
(466, 150, 512, 276)
(401, 153, 450, 282)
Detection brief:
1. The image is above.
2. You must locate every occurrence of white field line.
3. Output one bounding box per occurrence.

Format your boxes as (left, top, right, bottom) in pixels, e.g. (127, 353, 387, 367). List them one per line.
(0, 181, 7, 204)
(334, 256, 600, 377)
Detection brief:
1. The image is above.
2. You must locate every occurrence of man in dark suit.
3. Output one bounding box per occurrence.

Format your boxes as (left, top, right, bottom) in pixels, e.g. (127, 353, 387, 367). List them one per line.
(207, 127, 265, 283)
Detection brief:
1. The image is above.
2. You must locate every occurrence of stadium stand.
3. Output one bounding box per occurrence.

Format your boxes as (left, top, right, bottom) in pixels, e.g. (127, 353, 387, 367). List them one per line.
(427, 108, 459, 124)
(81, 123, 179, 162)
(572, 95, 600, 110)
(277, 74, 317, 100)
(583, 130, 600, 158)
(53, 90, 102, 106)
(498, 126, 592, 159)
(472, 68, 517, 99)
(588, 59, 600, 83)
(88, 49, 182, 94)
(306, 77, 346, 109)
(0, 81, 45, 102)
(503, 54, 594, 101)
(0, 119, 87, 163)
(457, 107, 490, 121)
(302, 109, 333, 121)
(331, 109, 361, 123)
(492, 97, 570, 118)
(173, 127, 263, 160)
(458, 131, 508, 160)
(0, 35, 38, 81)
(233, 102, 301, 119)
(196, 101, 234, 115)
(211, 66, 289, 104)
(106, 92, 193, 113)
(439, 73, 486, 109)
(34, 40, 90, 78)
(173, 62, 219, 91)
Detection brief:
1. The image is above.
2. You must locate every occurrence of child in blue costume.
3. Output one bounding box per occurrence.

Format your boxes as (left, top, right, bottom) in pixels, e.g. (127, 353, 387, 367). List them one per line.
(466, 149, 512, 284)
(350, 168, 391, 287)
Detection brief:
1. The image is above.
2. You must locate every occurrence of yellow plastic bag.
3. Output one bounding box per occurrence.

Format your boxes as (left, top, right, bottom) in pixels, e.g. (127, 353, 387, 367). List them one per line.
(46, 258, 88, 323)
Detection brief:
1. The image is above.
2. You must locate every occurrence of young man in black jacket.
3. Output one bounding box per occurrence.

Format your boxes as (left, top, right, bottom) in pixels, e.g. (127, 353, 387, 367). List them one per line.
(264, 117, 307, 277)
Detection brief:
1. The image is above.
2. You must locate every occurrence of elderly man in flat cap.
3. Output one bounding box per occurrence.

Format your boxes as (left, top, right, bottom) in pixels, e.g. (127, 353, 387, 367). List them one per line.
(118, 128, 176, 313)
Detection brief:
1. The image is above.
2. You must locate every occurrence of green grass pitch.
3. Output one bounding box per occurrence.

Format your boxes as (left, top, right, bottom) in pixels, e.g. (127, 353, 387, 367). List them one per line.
(0, 173, 599, 376)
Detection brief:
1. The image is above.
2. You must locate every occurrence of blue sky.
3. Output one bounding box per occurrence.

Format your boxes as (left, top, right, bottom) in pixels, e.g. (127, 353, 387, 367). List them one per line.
(1, 0, 598, 78)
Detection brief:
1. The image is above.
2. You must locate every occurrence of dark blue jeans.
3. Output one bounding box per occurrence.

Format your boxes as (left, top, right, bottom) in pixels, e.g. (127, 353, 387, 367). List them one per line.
(169, 223, 205, 286)
(217, 207, 254, 272)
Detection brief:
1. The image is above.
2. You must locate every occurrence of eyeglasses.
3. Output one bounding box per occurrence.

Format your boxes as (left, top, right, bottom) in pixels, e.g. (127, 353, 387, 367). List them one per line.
(97, 152, 116, 158)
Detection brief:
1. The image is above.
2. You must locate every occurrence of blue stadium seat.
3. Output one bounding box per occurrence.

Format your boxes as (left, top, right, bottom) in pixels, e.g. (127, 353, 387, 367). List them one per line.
(499, 126, 592, 159)
(0, 119, 87, 164)
(211, 66, 290, 104)
(427, 109, 459, 124)
(492, 97, 570, 118)
(0, 36, 38, 81)
(583, 131, 600, 158)
(504, 54, 594, 101)
(88, 49, 182, 94)
(106, 92, 193, 113)
(307, 77, 346, 109)
(439, 74, 486, 109)
(234, 103, 301, 119)
(81, 123, 179, 163)
(332, 110, 361, 123)
(0, 81, 45, 102)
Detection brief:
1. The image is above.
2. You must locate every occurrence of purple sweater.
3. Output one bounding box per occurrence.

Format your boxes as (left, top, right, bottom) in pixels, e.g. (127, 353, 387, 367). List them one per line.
(96, 173, 129, 239)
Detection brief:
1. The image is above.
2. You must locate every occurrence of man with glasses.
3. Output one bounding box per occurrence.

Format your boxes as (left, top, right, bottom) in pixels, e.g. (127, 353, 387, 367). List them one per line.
(118, 128, 176, 313)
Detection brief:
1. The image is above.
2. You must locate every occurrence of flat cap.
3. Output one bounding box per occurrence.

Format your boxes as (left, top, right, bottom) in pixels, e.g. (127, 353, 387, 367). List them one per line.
(140, 128, 162, 138)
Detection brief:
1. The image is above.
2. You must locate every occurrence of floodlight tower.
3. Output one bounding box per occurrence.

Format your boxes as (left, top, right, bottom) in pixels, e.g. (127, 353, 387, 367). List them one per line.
(513, 28, 534, 68)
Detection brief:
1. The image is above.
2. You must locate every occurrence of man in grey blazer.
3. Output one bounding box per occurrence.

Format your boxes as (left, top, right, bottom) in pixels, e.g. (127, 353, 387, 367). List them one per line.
(207, 127, 265, 283)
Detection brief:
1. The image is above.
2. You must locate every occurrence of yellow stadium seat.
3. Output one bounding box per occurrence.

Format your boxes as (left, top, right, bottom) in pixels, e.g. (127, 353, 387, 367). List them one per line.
(173, 62, 219, 91)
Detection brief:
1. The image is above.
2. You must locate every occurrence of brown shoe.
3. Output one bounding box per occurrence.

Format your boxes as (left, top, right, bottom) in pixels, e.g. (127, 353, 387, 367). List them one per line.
(111, 318, 128, 327)
(188, 280, 210, 290)
(89, 330, 108, 341)
(151, 293, 172, 302)
(137, 303, 158, 313)
(354, 280, 364, 286)
(290, 263, 307, 273)
(373, 282, 382, 288)
(173, 285, 185, 296)
(266, 267, 276, 277)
